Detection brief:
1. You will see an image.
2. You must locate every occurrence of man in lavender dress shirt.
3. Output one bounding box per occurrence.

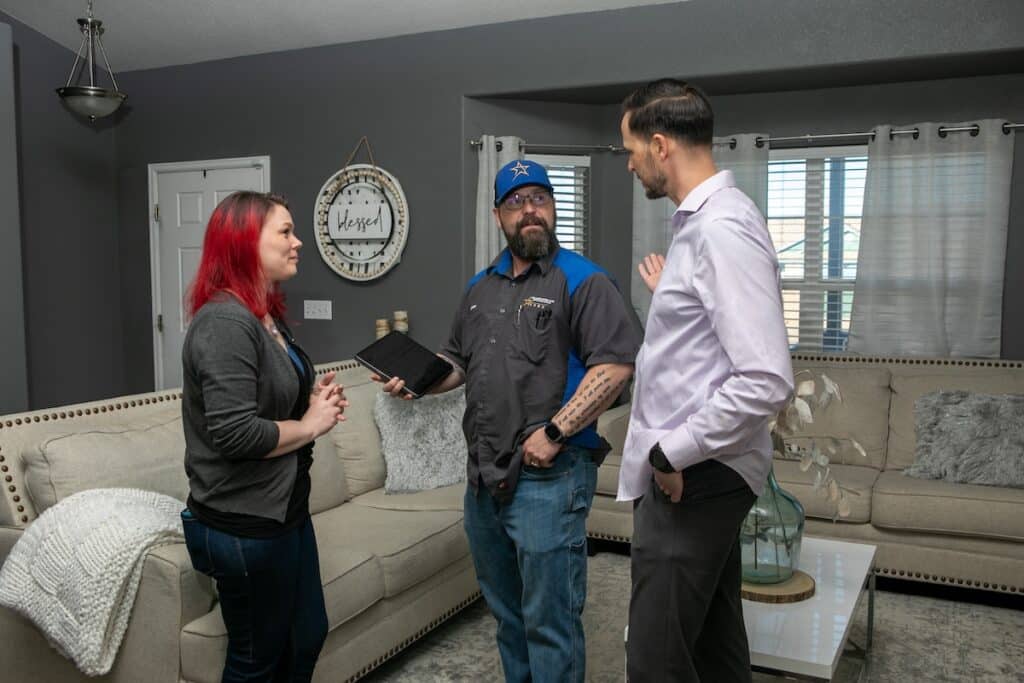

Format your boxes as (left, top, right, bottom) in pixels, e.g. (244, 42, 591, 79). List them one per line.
(618, 79, 794, 682)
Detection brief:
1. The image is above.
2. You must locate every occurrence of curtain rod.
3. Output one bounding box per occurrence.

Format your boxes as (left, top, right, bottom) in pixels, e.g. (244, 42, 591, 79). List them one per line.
(723, 122, 1022, 147)
(467, 140, 624, 153)
(470, 122, 1022, 152)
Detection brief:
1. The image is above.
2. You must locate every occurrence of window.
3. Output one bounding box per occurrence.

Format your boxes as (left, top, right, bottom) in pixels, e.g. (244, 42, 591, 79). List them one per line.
(531, 154, 590, 255)
(767, 145, 867, 352)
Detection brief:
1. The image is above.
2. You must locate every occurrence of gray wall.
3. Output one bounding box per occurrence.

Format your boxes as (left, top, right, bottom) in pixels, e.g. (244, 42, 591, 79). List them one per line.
(0, 13, 122, 410)
(6, 0, 1024, 406)
(0, 23, 28, 412)
(112, 0, 1024, 396)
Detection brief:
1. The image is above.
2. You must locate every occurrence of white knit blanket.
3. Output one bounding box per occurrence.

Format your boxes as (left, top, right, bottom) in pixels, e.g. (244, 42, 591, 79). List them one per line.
(0, 488, 184, 675)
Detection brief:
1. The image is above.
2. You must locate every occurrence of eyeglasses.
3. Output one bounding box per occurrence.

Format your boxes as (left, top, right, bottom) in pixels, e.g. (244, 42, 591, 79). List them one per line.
(499, 190, 552, 212)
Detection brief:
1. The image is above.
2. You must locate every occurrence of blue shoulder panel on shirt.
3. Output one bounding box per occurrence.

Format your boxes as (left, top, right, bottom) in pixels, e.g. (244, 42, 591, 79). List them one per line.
(466, 267, 489, 292)
(553, 248, 612, 298)
(466, 250, 512, 291)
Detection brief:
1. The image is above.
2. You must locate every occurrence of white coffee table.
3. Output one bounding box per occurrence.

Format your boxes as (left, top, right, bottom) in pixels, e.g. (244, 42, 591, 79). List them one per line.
(744, 535, 877, 682)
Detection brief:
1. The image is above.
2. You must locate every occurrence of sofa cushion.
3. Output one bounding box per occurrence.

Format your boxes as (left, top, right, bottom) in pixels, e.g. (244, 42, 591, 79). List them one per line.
(350, 483, 464, 512)
(374, 390, 467, 493)
(330, 378, 386, 496)
(888, 371, 1024, 470)
(312, 503, 468, 597)
(596, 453, 621, 497)
(785, 365, 892, 470)
(872, 470, 1024, 542)
(772, 460, 878, 523)
(308, 429, 350, 515)
(598, 405, 630, 456)
(24, 417, 188, 512)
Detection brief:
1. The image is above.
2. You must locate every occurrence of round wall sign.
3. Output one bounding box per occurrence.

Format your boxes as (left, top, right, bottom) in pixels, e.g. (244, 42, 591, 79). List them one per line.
(313, 163, 409, 281)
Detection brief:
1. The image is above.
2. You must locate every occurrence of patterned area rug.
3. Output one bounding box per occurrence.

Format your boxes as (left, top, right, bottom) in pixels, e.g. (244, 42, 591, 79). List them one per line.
(362, 551, 1024, 682)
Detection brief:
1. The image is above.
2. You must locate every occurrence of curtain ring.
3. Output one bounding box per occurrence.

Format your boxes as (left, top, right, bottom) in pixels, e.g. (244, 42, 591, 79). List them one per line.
(729, 137, 737, 150)
(970, 125, 980, 137)
(754, 136, 766, 148)
(1003, 122, 1012, 135)
(494, 141, 503, 152)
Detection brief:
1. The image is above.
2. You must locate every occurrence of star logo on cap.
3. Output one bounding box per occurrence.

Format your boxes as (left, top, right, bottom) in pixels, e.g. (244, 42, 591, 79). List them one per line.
(509, 161, 532, 179)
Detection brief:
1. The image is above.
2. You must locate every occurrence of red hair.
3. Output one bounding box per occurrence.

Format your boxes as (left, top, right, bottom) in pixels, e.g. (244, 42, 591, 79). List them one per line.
(187, 191, 289, 320)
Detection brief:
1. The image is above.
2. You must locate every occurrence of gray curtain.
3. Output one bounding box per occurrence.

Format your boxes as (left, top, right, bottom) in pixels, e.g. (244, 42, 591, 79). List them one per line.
(474, 135, 523, 271)
(848, 120, 1014, 358)
(630, 133, 768, 323)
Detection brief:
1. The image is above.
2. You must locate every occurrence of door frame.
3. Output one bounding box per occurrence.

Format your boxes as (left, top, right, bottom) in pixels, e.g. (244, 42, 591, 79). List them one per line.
(148, 156, 272, 389)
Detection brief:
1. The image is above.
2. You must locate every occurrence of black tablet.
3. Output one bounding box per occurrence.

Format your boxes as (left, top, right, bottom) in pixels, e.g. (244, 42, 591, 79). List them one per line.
(354, 331, 453, 398)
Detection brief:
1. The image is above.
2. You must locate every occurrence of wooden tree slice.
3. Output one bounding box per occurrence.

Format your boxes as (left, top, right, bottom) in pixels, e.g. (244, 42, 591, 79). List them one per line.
(742, 570, 816, 603)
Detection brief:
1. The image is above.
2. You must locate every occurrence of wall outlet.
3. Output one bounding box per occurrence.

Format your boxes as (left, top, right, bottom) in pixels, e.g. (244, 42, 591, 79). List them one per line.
(303, 299, 333, 320)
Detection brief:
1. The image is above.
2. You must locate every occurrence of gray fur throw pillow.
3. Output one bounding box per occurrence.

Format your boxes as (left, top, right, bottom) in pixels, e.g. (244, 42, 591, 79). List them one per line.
(373, 388, 468, 493)
(906, 391, 1024, 488)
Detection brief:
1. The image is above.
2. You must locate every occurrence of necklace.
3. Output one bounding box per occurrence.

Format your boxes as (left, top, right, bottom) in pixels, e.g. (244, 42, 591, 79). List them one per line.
(264, 317, 281, 338)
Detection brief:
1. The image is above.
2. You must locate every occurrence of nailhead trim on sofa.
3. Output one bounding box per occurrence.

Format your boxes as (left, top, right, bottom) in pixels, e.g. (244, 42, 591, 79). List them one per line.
(791, 353, 1024, 369)
(343, 592, 483, 682)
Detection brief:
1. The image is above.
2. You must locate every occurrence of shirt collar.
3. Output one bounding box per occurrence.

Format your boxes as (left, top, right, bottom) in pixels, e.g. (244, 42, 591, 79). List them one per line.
(674, 169, 736, 218)
(489, 243, 559, 278)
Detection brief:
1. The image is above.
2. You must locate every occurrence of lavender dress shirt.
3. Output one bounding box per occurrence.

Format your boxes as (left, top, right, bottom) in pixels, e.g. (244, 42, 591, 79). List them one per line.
(617, 170, 794, 501)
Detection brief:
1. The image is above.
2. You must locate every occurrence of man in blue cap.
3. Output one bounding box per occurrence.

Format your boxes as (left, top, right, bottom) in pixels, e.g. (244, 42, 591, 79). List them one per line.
(378, 158, 640, 681)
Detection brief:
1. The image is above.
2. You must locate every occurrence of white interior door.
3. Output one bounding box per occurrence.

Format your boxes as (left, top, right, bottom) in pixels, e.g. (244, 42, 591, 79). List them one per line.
(150, 158, 270, 389)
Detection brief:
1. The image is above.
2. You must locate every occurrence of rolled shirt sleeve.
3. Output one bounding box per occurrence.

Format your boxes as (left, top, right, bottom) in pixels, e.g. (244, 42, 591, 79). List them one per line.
(570, 274, 642, 367)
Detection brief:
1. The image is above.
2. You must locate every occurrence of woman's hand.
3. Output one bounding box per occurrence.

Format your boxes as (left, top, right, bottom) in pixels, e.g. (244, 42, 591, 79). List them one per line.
(638, 253, 666, 293)
(311, 371, 336, 398)
(301, 383, 347, 439)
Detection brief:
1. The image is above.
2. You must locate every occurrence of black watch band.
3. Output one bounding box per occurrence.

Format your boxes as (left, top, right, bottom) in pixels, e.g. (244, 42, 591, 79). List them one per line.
(543, 421, 567, 444)
(648, 442, 675, 473)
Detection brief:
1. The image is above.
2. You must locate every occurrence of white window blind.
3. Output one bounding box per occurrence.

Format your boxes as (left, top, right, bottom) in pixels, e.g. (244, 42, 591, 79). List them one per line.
(532, 154, 590, 255)
(768, 145, 867, 352)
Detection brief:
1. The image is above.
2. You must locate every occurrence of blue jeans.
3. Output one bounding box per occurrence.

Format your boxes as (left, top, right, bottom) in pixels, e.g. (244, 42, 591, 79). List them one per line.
(463, 445, 598, 683)
(181, 511, 328, 683)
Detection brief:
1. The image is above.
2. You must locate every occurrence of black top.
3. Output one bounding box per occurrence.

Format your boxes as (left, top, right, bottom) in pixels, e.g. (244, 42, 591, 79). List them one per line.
(440, 245, 641, 502)
(182, 295, 315, 537)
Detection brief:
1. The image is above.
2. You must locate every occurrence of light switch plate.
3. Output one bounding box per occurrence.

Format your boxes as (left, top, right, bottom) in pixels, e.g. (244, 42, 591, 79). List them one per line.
(304, 299, 332, 320)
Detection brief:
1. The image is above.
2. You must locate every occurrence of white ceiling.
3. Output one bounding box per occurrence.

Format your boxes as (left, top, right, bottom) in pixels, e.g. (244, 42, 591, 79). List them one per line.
(0, 0, 680, 72)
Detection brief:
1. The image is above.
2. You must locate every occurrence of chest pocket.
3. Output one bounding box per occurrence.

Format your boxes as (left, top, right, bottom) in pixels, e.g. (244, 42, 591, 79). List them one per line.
(510, 305, 553, 365)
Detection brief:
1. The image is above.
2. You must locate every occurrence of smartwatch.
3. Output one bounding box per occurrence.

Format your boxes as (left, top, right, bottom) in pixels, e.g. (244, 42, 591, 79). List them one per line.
(648, 442, 675, 473)
(543, 421, 567, 444)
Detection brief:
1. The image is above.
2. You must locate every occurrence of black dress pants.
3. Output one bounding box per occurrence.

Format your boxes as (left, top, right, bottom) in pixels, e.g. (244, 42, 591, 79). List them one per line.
(627, 459, 756, 683)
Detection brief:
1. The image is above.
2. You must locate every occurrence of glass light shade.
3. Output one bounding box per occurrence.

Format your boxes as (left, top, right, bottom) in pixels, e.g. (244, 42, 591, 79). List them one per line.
(56, 85, 126, 120)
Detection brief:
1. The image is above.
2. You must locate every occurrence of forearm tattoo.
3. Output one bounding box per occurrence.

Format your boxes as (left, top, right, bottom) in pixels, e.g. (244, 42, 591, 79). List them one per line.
(554, 366, 629, 437)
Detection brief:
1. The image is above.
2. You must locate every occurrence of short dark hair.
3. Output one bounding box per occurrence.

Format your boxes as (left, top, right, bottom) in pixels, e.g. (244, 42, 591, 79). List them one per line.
(622, 79, 714, 146)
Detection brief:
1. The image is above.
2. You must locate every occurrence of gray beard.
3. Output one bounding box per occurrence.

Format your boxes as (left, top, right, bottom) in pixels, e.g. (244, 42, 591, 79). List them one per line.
(507, 228, 553, 261)
(505, 216, 557, 261)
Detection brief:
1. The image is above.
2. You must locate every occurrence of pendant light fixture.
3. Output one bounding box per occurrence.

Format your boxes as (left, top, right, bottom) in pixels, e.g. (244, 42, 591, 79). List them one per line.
(55, 0, 126, 121)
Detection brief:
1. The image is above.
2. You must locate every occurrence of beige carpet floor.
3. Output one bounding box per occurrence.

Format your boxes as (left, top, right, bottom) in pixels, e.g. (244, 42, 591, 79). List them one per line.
(362, 551, 1024, 682)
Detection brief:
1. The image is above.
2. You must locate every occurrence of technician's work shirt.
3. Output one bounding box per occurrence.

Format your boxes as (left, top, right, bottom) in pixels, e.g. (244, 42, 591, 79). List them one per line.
(442, 245, 641, 503)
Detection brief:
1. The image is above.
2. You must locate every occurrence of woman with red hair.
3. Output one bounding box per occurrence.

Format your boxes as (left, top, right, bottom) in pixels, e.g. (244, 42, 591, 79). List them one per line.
(179, 191, 345, 682)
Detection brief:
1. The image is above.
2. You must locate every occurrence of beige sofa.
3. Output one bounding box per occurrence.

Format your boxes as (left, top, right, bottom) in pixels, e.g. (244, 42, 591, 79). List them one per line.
(0, 360, 480, 682)
(588, 354, 1024, 596)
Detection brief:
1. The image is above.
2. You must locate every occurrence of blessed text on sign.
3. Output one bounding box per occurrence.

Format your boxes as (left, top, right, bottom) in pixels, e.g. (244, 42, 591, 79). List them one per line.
(328, 184, 393, 240)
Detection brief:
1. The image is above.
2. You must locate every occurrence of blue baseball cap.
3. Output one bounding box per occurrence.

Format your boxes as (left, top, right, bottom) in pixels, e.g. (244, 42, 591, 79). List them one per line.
(494, 160, 554, 207)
